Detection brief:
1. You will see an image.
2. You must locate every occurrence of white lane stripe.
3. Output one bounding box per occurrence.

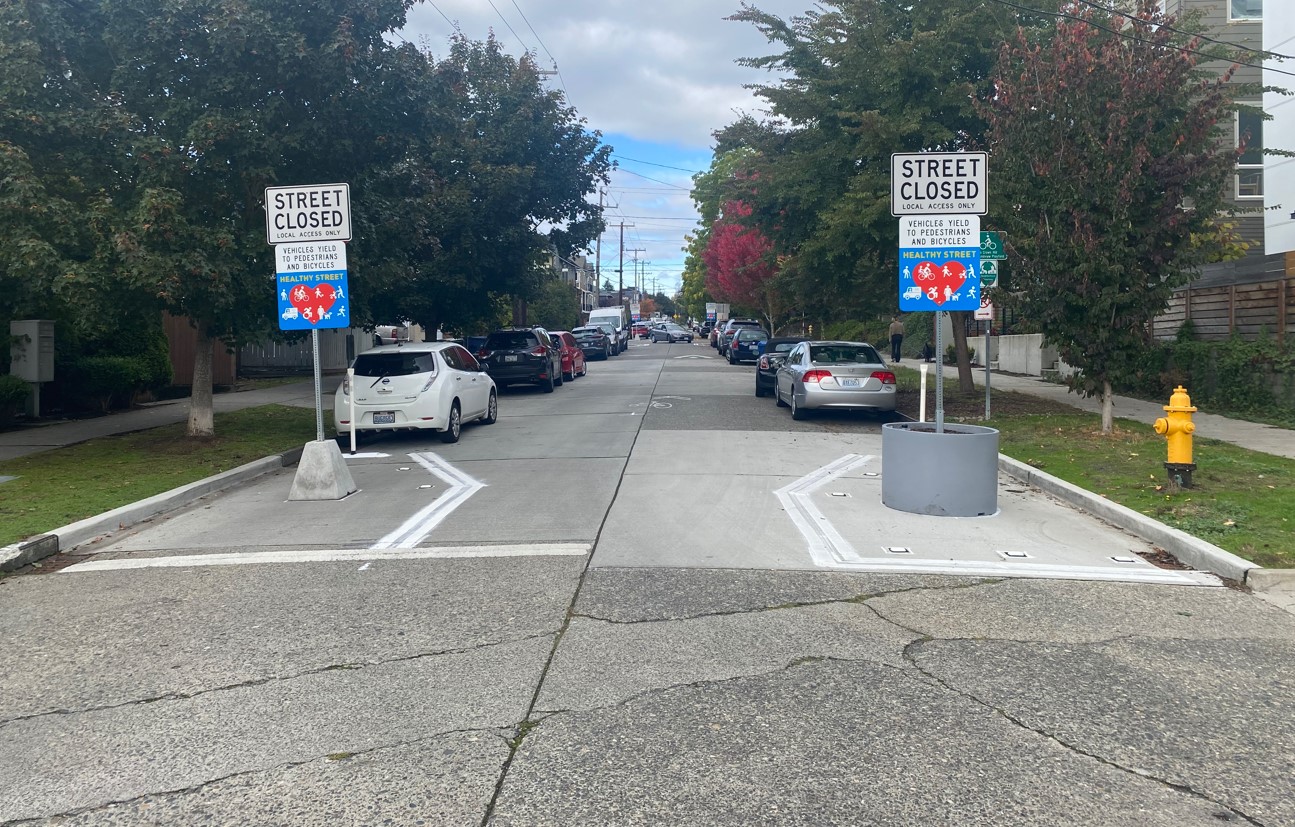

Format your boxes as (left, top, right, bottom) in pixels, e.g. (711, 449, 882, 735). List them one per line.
(371, 452, 486, 549)
(774, 454, 874, 567)
(61, 544, 592, 573)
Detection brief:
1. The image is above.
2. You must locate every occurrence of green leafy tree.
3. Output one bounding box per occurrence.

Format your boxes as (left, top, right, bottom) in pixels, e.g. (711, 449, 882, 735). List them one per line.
(984, 0, 1243, 432)
(364, 36, 612, 339)
(721, 1, 1061, 390)
(527, 277, 582, 332)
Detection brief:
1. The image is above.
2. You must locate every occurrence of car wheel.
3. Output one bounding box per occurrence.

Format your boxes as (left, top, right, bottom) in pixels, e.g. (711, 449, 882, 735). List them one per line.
(602, 347, 610, 360)
(755, 383, 766, 398)
(775, 386, 788, 408)
(791, 392, 808, 421)
(555, 367, 564, 387)
(441, 401, 462, 443)
(543, 372, 555, 393)
(564, 369, 574, 381)
(482, 391, 498, 425)
(579, 362, 587, 377)
(728, 352, 736, 365)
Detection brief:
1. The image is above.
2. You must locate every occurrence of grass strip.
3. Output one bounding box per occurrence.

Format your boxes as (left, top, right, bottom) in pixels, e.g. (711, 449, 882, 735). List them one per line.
(0, 405, 320, 548)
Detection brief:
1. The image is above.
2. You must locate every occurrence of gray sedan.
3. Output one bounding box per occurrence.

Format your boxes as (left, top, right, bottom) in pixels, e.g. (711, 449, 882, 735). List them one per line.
(650, 324, 694, 343)
(774, 340, 897, 420)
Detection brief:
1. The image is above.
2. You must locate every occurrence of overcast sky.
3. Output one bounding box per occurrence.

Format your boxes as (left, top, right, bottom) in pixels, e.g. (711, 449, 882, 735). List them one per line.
(401, 0, 811, 296)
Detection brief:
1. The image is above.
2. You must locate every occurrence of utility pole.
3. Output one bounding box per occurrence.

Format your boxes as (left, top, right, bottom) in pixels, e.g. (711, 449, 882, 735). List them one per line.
(594, 189, 603, 289)
(617, 223, 635, 308)
(627, 249, 646, 300)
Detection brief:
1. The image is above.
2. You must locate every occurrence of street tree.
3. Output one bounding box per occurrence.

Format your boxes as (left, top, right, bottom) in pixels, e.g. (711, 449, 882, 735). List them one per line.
(364, 36, 611, 339)
(722, 1, 1063, 390)
(701, 200, 785, 333)
(984, 0, 1243, 432)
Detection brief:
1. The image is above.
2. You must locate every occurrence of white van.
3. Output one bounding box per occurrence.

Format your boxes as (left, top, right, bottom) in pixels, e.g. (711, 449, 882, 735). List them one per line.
(587, 307, 629, 353)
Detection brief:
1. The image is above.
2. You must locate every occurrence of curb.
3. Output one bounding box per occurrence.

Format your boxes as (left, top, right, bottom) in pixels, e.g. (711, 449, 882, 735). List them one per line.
(997, 455, 1269, 587)
(0, 449, 303, 573)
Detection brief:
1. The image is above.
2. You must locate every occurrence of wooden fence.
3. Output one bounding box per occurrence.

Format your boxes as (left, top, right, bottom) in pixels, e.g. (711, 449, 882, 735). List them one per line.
(1152, 253, 1293, 343)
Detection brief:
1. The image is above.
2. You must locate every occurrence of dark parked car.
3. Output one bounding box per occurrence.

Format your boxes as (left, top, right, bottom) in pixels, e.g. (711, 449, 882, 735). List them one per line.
(572, 325, 612, 360)
(716, 319, 763, 357)
(728, 328, 769, 364)
(755, 336, 807, 396)
(476, 327, 562, 392)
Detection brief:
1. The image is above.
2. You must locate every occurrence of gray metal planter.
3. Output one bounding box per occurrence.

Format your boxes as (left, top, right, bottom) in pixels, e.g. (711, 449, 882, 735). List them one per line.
(882, 422, 999, 517)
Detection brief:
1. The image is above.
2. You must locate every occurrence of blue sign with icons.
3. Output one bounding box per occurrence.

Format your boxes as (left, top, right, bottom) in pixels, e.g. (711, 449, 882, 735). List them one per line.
(277, 270, 350, 331)
(898, 247, 982, 312)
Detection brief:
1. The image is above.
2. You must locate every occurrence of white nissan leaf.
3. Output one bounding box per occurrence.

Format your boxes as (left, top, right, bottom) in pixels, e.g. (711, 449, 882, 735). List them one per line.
(333, 341, 497, 445)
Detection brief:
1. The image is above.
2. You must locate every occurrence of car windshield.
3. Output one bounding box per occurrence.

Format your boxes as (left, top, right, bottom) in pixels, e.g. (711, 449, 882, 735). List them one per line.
(771, 341, 799, 353)
(573, 328, 602, 338)
(352, 351, 436, 377)
(737, 330, 767, 341)
(594, 324, 616, 335)
(809, 344, 882, 365)
(485, 331, 537, 349)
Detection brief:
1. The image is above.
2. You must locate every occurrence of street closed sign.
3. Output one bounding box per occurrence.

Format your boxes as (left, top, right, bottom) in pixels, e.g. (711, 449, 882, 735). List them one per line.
(891, 152, 988, 216)
(265, 183, 351, 245)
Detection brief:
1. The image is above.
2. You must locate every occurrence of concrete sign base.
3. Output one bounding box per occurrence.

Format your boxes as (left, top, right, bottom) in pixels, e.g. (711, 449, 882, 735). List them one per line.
(288, 439, 357, 501)
(881, 422, 999, 517)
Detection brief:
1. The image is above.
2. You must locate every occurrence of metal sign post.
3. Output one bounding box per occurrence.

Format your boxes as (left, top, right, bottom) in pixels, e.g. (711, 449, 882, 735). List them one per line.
(934, 311, 944, 432)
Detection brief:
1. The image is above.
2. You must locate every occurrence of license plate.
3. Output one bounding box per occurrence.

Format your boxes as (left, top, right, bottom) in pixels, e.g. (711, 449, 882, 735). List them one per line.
(841, 378, 860, 388)
(504, 355, 519, 362)
(373, 412, 395, 424)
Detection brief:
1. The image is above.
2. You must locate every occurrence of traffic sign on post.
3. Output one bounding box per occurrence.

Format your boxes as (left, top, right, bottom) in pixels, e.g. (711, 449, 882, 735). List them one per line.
(981, 259, 1000, 287)
(265, 183, 351, 245)
(974, 297, 994, 321)
(979, 231, 1006, 260)
(891, 152, 988, 216)
(275, 243, 350, 331)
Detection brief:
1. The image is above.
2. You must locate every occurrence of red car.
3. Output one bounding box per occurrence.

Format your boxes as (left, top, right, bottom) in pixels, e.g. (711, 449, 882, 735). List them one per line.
(549, 331, 587, 381)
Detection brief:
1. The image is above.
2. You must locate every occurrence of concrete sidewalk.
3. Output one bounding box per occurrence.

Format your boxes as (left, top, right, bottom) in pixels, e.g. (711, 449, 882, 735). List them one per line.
(0, 380, 322, 462)
(908, 363, 1295, 460)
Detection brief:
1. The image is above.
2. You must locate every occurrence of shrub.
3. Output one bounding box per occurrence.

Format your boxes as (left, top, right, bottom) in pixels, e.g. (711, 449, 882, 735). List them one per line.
(0, 374, 31, 427)
(62, 355, 157, 413)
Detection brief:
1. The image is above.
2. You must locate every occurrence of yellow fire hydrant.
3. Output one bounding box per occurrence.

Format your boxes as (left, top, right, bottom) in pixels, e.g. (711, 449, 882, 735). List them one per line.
(1153, 385, 1197, 488)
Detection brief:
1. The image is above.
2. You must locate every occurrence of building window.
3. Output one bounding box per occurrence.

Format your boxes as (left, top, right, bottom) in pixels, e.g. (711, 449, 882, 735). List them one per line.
(1235, 109, 1263, 199)
(1230, 0, 1261, 19)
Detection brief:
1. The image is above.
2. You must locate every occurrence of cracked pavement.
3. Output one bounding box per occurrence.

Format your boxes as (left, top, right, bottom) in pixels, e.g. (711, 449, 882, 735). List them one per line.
(3, 345, 1293, 825)
(5, 566, 1292, 826)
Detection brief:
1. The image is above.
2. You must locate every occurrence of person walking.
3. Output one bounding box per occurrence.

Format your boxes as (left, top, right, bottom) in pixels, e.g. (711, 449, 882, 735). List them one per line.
(888, 316, 905, 363)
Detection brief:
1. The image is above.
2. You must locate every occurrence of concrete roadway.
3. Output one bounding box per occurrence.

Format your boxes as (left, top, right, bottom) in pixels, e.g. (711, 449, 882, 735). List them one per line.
(2, 340, 1293, 825)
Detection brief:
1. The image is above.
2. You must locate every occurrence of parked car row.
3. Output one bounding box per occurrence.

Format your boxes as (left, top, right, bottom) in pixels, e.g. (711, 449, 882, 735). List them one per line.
(332, 323, 608, 446)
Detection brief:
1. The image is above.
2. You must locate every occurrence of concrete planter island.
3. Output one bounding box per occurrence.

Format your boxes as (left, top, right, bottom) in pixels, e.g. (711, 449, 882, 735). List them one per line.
(881, 422, 999, 517)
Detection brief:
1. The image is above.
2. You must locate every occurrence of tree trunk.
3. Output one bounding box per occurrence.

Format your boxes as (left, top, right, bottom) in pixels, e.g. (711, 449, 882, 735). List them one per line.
(1101, 379, 1114, 434)
(950, 311, 975, 393)
(187, 329, 215, 437)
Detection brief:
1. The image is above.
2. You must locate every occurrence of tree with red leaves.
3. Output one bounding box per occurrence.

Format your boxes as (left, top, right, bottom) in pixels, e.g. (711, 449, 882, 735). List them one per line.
(985, 0, 1244, 433)
(702, 200, 784, 331)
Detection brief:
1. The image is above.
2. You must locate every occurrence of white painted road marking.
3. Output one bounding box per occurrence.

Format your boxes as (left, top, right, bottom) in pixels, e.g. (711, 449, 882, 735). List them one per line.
(371, 452, 485, 549)
(775, 453, 875, 568)
(61, 544, 592, 573)
(777, 455, 1212, 586)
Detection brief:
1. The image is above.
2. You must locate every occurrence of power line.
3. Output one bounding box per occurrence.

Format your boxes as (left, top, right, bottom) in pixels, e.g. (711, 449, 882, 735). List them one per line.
(1069, 0, 1295, 62)
(616, 168, 692, 190)
(983, 0, 1295, 79)
(484, 0, 529, 56)
(427, 1, 457, 31)
(611, 154, 703, 173)
(507, 0, 567, 92)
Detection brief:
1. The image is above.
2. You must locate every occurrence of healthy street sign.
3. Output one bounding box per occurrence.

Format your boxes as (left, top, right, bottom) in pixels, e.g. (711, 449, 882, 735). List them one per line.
(891, 152, 988, 216)
(265, 183, 351, 245)
(898, 214, 981, 311)
(275, 242, 350, 331)
(899, 249, 983, 311)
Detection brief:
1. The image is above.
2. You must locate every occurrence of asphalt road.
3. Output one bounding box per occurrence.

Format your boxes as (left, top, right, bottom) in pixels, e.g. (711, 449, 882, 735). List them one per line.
(2, 339, 1293, 826)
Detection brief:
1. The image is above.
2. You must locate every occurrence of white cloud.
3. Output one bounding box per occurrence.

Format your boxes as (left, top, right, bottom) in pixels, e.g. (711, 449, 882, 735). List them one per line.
(403, 0, 807, 148)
